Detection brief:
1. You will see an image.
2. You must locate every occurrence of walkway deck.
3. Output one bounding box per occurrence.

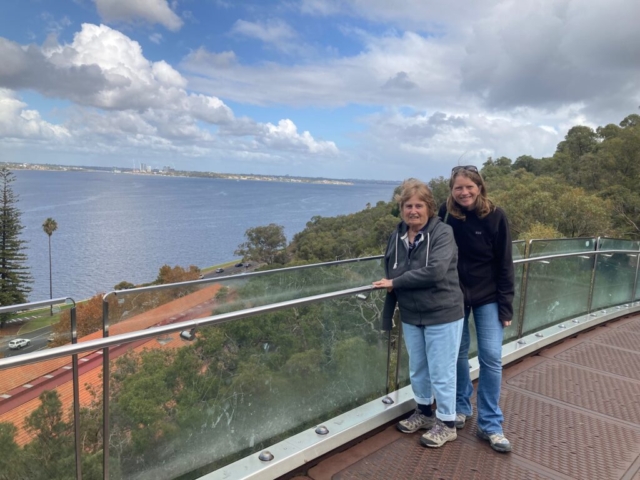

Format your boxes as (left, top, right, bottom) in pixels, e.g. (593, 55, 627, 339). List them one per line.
(291, 313, 640, 480)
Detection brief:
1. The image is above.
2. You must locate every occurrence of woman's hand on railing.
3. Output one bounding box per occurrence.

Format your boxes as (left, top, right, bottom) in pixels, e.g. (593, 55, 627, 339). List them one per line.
(373, 278, 393, 292)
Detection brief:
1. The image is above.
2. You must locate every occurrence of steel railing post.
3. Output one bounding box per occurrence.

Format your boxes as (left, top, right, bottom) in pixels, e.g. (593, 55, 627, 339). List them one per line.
(516, 240, 534, 339)
(102, 297, 110, 480)
(394, 320, 403, 391)
(632, 247, 640, 303)
(587, 238, 601, 314)
(384, 329, 392, 395)
(70, 305, 82, 480)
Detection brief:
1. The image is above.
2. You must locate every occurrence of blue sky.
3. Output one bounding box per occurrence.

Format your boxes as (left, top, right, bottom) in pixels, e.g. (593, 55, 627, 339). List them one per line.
(1, 0, 639, 180)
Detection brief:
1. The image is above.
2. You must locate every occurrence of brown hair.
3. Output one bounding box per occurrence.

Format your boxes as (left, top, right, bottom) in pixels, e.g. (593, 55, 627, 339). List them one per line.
(395, 178, 437, 221)
(446, 169, 495, 220)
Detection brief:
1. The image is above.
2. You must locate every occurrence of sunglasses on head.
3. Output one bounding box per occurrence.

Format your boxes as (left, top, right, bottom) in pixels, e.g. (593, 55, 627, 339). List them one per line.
(451, 165, 479, 175)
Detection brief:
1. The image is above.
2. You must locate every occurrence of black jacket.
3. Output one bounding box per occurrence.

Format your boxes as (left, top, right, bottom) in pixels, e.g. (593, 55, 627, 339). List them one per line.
(380, 217, 464, 330)
(438, 203, 514, 322)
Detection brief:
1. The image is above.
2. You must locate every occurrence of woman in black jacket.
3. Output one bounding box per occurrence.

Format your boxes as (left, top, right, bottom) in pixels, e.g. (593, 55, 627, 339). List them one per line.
(374, 178, 464, 449)
(439, 165, 514, 453)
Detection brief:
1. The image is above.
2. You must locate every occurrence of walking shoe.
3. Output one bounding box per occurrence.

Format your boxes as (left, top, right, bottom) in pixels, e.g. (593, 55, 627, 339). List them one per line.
(455, 413, 468, 429)
(477, 429, 512, 453)
(420, 420, 457, 448)
(396, 409, 436, 433)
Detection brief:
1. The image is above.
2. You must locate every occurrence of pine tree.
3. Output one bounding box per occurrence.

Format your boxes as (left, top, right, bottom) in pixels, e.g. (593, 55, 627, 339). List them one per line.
(0, 168, 31, 326)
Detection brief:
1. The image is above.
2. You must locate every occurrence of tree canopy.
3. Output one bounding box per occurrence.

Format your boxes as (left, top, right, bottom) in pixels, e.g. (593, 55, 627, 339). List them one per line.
(0, 168, 31, 325)
(234, 223, 287, 265)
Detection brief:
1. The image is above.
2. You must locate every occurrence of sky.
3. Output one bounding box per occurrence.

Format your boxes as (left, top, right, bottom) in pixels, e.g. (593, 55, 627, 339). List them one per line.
(0, 0, 639, 181)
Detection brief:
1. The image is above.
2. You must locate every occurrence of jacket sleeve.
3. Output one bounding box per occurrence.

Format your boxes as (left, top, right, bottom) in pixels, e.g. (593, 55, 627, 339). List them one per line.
(494, 208, 515, 322)
(381, 289, 397, 331)
(391, 224, 456, 290)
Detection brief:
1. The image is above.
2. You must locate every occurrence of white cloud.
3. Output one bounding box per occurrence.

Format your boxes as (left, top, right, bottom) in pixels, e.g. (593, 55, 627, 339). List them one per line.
(0, 24, 230, 122)
(183, 32, 463, 108)
(0, 89, 70, 140)
(0, 24, 338, 164)
(353, 110, 562, 179)
(259, 119, 338, 155)
(299, 0, 499, 30)
(230, 19, 311, 55)
(232, 19, 296, 44)
(94, 0, 183, 31)
(149, 33, 163, 44)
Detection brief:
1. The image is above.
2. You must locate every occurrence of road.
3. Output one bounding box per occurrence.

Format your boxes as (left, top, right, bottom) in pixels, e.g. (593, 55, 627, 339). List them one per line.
(2, 325, 52, 358)
(201, 262, 259, 279)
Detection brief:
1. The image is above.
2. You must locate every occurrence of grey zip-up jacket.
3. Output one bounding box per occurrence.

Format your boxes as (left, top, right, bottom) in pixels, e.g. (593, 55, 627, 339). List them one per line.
(380, 217, 464, 331)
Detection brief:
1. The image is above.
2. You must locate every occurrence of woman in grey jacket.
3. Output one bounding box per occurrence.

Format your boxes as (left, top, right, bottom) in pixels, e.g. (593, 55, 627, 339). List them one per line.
(374, 178, 464, 448)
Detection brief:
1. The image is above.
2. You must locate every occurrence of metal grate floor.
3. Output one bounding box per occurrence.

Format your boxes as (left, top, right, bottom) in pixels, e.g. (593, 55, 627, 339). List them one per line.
(303, 314, 640, 480)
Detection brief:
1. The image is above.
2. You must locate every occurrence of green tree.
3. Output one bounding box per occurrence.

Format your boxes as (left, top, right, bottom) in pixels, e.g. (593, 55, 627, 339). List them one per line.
(481, 156, 512, 181)
(114, 280, 136, 290)
(235, 223, 287, 265)
(428, 176, 450, 206)
(0, 422, 27, 480)
(23, 390, 75, 480)
(556, 125, 598, 159)
(0, 168, 31, 326)
(42, 218, 58, 316)
(512, 155, 542, 175)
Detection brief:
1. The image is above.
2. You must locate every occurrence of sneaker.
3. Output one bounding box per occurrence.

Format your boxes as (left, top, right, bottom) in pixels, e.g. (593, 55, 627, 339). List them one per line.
(455, 413, 468, 429)
(420, 420, 457, 448)
(397, 409, 436, 433)
(477, 429, 512, 453)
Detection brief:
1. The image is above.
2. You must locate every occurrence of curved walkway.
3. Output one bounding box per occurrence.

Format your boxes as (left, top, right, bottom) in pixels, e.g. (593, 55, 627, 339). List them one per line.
(294, 313, 640, 480)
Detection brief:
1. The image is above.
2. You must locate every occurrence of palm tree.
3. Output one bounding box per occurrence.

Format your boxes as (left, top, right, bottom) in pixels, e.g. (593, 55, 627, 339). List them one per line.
(42, 218, 58, 315)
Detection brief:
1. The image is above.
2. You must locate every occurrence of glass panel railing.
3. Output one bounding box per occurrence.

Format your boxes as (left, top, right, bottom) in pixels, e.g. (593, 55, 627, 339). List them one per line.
(521, 255, 593, 335)
(528, 237, 596, 258)
(504, 263, 524, 343)
(591, 251, 638, 311)
(0, 355, 88, 480)
(1, 303, 74, 353)
(598, 238, 640, 251)
(512, 241, 526, 260)
(103, 258, 384, 338)
(106, 290, 388, 479)
(596, 239, 640, 306)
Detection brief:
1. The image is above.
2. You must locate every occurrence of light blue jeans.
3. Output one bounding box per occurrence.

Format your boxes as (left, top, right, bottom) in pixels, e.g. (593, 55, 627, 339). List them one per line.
(403, 319, 464, 422)
(456, 302, 504, 434)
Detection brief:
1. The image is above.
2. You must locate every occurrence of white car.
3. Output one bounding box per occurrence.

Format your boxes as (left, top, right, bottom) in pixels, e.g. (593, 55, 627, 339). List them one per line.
(8, 338, 30, 350)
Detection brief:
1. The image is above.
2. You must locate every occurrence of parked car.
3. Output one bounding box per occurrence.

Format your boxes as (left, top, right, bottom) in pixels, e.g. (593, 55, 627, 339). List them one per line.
(215, 268, 224, 273)
(235, 262, 244, 268)
(8, 338, 30, 350)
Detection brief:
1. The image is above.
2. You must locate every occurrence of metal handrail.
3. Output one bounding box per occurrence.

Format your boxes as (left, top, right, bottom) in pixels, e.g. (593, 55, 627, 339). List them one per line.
(0, 296, 75, 314)
(2, 249, 639, 371)
(102, 255, 384, 300)
(512, 249, 639, 264)
(1, 247, 640, 480)
(0, 285, 375, 370)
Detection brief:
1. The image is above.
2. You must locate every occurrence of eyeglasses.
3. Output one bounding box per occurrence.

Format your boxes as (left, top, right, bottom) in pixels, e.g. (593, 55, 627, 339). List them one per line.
(451, 165, 479, 175)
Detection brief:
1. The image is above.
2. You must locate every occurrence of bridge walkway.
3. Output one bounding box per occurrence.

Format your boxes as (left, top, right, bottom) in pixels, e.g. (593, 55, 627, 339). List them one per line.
(289, 313, 640, 480)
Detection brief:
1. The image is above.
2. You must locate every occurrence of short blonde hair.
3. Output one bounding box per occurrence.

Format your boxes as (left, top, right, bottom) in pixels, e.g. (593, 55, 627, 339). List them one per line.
(395, 178, 437, 220)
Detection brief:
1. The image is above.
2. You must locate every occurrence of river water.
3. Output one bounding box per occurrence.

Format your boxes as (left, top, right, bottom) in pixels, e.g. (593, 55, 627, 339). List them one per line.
(13, 170, 394, 301)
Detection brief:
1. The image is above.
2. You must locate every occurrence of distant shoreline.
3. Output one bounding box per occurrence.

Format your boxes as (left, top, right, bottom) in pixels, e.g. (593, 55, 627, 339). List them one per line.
(3, 162, 400, 187)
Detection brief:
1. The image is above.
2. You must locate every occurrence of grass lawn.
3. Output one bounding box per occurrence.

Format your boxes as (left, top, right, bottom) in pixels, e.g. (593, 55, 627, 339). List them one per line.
(14, 303, 74, 335)
(18, 314, 59, 334)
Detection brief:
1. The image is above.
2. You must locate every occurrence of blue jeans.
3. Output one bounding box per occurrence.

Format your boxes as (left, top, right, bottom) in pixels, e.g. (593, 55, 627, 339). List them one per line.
(456, 302, 504, 434)
(403, 319, 463, 422)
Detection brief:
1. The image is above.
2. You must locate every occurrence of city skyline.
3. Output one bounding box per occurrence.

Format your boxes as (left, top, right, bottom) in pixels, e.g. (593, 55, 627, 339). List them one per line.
(1, 0, 639, 180)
